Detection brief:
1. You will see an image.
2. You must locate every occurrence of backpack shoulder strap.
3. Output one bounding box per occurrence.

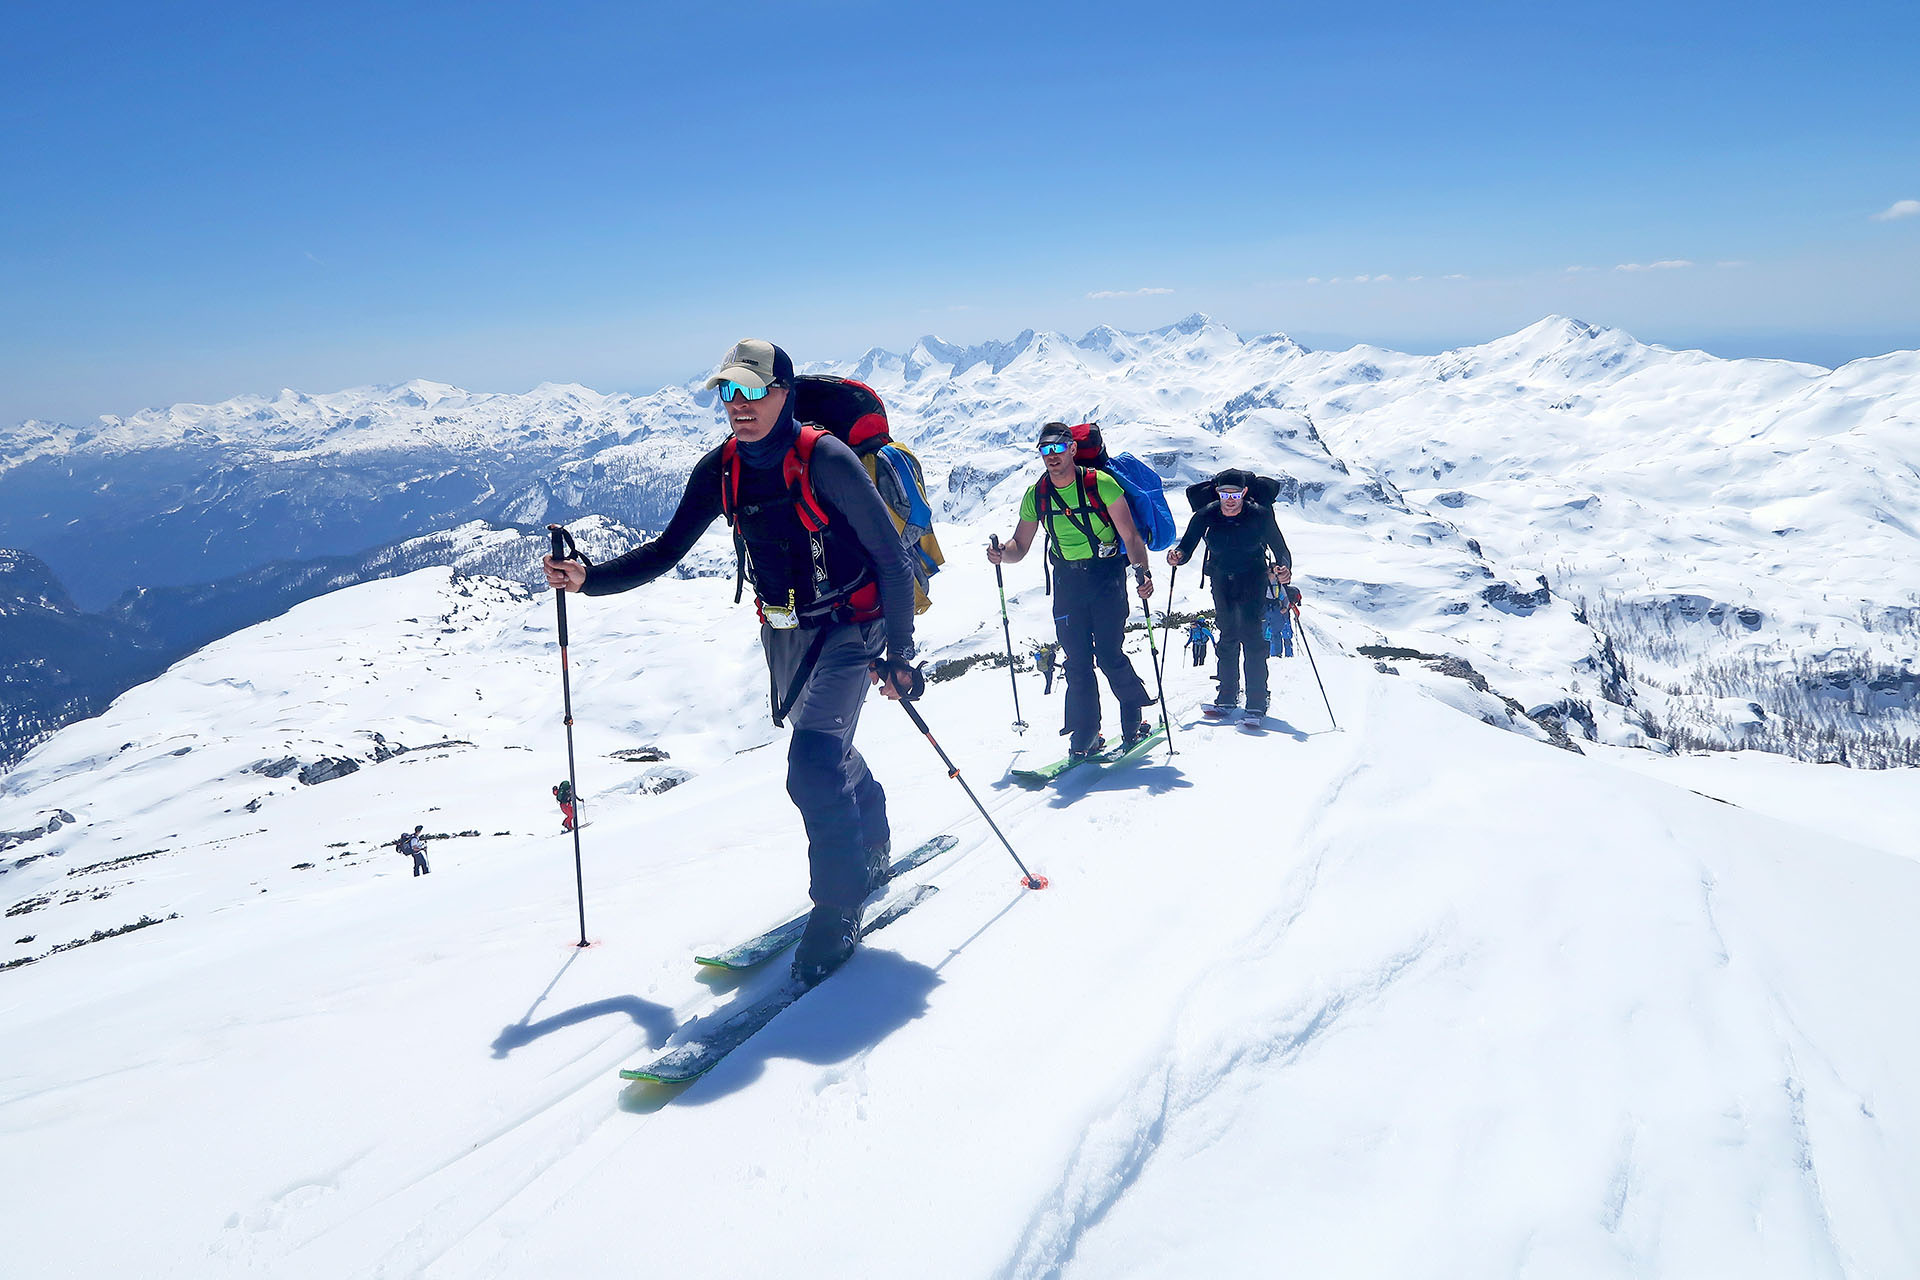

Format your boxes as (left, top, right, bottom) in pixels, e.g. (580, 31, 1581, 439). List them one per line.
(719, 438, 742, 525)
(1081, 467, 1111, 521)
(784, 425, 831, 532)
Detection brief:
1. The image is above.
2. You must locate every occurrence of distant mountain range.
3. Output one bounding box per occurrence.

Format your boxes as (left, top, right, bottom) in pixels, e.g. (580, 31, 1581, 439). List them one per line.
(4, 314, 1917, 769)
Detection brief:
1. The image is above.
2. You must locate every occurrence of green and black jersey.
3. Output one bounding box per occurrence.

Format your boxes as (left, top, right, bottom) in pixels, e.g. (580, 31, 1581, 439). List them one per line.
(1022, 469, 1126, 562)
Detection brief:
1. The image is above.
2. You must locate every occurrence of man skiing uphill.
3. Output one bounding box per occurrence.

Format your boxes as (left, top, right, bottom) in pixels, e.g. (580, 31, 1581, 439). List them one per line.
(542, 339, 919, 987)
(987, 422, 1156, 759)
(1167, 469, 1293, 723)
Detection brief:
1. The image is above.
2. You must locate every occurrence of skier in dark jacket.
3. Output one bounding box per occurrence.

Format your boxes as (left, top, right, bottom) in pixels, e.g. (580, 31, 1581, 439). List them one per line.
(987, 422, 1156, 758)
(1168, 469, 1293, 721)
(553, 780, 577, 832)
(401, 825, 430, 876)
(543, 339, 918, 987)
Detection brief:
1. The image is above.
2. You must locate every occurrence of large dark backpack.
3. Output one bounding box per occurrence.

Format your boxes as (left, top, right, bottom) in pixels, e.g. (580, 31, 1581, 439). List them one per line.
(791, 375, 944, 613)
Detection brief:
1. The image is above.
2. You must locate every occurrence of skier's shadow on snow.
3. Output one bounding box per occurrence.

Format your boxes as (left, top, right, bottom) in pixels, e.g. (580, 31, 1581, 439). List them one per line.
(491, 952, 676, 1059)
(619, 950, 941, 1110)
(1041, 756, 1192, 804)
(490, 996, 677, 1058)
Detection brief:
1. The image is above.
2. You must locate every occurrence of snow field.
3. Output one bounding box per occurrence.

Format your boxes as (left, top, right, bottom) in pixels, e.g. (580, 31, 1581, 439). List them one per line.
(1, 522, 1918, 1276)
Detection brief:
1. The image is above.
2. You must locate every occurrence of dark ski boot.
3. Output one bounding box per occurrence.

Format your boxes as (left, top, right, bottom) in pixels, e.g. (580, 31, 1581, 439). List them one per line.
(1121, 718, 1154, 747)
(863, 840, 892, 895)
(1068, 731, 1106, 762)
(792, 902, 864, 987)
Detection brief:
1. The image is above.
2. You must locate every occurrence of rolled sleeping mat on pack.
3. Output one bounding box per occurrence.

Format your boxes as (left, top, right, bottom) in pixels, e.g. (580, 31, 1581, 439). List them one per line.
(1184, 469, 1283, 512)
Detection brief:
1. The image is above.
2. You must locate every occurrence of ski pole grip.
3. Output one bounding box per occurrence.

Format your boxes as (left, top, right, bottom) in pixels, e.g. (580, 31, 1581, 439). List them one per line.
(547, 524, 572, 648)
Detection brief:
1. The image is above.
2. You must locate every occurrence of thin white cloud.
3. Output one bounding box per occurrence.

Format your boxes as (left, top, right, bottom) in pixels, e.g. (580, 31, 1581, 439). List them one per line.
(1615, 259, 1694, 272)
(1305, 276, 1322, 285)
(1565, 265, 1594, 273)
(1870, 199, 1920, 221)
(1086, 287, 1175, 299)
(1716, 260, 1750, 268)
(1444, 273, 1468, 280)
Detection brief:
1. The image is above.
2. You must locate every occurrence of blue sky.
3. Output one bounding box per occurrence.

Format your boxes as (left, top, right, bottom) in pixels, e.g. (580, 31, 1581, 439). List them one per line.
(3, 0, 1916, 426)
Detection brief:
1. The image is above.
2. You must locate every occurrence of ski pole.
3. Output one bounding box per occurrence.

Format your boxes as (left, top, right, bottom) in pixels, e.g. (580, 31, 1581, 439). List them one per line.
(987, 535, 1028, 733)
(892, 697, 1048, 889)
(1155, 562, 1179, 686)
(1291, 594, 1339, 731)
(548, 524, 592, 947)
(1138, 587, 1176, 756)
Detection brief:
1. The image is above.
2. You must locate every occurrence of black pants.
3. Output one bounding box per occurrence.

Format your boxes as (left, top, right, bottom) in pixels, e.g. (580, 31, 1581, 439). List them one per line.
(1052, 557, 1152, 744)
(765, 620, 890, 910)
(1211, 570, 1270, 710)
(410, 850, 430, 876)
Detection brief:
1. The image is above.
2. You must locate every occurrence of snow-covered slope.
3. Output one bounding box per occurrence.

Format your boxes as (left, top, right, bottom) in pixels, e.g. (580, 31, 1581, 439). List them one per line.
(2, 552, 1918, 1277)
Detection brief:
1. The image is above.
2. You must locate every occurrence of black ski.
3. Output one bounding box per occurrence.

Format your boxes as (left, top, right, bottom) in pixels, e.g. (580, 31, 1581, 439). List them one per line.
(621, 885, 938, 1085)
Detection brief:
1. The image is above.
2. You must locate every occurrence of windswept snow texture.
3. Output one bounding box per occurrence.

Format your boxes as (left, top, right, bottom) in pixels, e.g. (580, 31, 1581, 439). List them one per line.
(1, 560, 1917, 1279)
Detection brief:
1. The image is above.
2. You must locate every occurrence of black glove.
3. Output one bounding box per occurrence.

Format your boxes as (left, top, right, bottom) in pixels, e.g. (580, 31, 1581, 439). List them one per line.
(873, 655, 926, 701)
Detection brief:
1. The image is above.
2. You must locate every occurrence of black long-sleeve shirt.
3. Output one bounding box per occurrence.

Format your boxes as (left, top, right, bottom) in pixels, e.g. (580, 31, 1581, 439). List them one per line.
(1174, 501, 1293, 578)
(583, 436, 917, 657)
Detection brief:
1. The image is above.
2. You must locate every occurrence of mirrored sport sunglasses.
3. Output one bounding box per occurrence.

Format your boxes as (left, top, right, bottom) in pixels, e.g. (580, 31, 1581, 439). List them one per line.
(1216, 484, 1248, 498)
(1038, 440, 1073, 456)
(717, 379, 783, 402)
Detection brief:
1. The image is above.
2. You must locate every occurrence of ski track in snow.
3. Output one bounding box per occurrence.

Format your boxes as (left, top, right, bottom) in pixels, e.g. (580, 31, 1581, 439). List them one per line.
(998, 728, 1436, 1279)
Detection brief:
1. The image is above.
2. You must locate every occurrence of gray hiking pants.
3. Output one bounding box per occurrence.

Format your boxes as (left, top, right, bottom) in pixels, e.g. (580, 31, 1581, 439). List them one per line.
(762, 620, 890, 908)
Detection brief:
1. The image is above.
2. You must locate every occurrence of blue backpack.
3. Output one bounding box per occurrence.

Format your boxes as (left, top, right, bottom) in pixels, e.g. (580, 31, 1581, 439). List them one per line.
(1063, 422, 1177, 551)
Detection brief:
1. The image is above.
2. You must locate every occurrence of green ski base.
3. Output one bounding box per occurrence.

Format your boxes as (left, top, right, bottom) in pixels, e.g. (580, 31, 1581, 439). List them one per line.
(1010, 726, 1167, 788)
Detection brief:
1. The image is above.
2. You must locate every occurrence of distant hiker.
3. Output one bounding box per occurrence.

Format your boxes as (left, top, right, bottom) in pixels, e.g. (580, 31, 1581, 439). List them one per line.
(1168, 469, 1293, 721)
(400, 825, 430, 876)
(1186, 618, 1215, 667)
(987, 422, 1156, 759)
(1266, 568, 1300, 658)
(1033, 641, 1059, 694)
(553, 779, 577, 832)
(542, 339, 918, 988)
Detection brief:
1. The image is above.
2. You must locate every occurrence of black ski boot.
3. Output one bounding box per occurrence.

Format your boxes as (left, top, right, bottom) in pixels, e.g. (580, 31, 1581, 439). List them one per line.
(792, 902, 864, 987)
(1119, 703, 1151, 746)
(863, 840, 892, 895)
(1068, 730, 1106, 761)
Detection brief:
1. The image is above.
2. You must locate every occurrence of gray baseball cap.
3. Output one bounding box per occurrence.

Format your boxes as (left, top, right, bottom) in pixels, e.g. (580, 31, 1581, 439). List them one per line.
(705, 339, 795, 390)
